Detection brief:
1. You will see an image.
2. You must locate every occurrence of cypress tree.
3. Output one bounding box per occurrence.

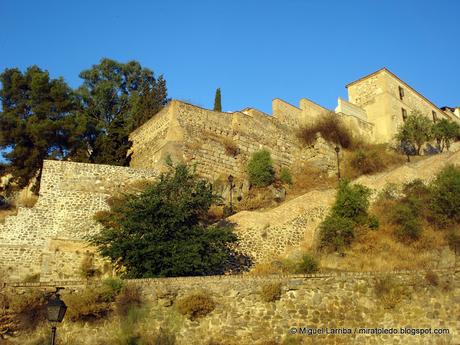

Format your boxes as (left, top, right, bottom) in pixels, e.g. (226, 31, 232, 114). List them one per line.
(213, 88, 222, 112)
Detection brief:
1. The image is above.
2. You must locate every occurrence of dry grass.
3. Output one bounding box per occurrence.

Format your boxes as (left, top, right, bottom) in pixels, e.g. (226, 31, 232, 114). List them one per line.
(343, 144, 406, 179)
(260, 282, 282, 303)
(176, 291, 215, 320)
(319, 199, 449, 272)
(285, 165, 336, 201)
(17, 194, 38, 208)
(236, 187, 277, 211)
(222, 137, 239, 157)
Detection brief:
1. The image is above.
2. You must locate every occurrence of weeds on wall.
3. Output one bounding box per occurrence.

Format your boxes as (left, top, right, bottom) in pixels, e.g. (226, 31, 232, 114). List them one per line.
(176, 291, 216, 320)
(260, 282, 282, 303)
(297, 112, 355, 149)
(374, 275, 407, 309)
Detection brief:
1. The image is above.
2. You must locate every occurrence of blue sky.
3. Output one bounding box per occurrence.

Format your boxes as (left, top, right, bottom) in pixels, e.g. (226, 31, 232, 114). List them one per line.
(1, 0, 459, 114)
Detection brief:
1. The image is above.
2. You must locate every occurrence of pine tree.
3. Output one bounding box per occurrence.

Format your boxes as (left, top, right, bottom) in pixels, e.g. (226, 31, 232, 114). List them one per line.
(213, 88, 222, 112)
(0, 66, 80, 190)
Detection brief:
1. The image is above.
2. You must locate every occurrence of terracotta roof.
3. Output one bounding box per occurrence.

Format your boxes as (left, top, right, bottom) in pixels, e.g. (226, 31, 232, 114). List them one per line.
(346, 68, 449, 117)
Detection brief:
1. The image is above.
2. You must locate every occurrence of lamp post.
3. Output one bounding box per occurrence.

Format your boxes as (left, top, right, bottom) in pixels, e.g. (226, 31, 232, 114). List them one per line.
(46, 287, 67, 345)
(227, 174, 234, 214)
(334, 146, 341, 181)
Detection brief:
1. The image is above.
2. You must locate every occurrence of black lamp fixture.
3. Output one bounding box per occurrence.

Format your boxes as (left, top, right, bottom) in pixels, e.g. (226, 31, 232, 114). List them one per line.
(334, 146, 341, 181)
(46, 287, 67, 345)
(227, 174, 234, 214)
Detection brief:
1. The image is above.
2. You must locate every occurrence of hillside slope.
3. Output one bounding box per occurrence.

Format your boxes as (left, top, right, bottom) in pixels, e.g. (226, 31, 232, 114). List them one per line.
(229, 147, 460, 263)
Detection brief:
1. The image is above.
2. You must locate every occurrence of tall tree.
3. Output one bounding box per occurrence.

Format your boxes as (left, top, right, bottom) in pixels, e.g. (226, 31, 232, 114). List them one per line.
(395, 111, 432, 155)
(432, 118, 460, 152)
(77, 58, 169, 165)
(0, 66, 81, 190)
(213, 88, 222, 112)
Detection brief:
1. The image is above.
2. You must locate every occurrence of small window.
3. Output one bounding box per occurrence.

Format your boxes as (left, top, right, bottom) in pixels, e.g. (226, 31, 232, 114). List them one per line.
(432, 111, 438, 122)
(399, 86, 405, 100)
(402, 108, 407, 121)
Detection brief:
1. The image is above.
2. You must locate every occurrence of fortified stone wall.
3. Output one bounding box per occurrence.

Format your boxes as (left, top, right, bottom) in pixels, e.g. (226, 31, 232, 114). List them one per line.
(7, 268, 460, 345)
(0, 160, 158, 282)
(130, 100, 341, 184)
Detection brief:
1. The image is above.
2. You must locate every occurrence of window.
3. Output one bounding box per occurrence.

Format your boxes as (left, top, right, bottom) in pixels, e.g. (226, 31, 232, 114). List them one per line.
(402, 108, 407, 121)
(432, 111, 438, 122)
(398, 86, 405, 100)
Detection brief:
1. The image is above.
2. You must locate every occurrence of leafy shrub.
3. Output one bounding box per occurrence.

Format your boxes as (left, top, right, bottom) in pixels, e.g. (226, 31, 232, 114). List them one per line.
(332, 181, 372, 224)
(115, 284, 143, 317)
(425, 270, 439, 287)
(368, 214, 380, 230)
(296, 253, 319, 274)
(429, 165, 460, 228)
(92, 163, 238, 278)
(279, 167, 293, 185)
(319, 180, 375, 251)
(319, 214, 356, 251)
(176, 292, 216, 320)
(347, 144, 405, 177)
(298, 112, 355, 148)
(260, 282, 282, 302)
(391, 198, 423, 242)
(247, 149, 275, 187)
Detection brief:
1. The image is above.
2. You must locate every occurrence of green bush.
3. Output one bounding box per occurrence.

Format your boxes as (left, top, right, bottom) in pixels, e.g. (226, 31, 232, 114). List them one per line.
(332, 180, 372, 224)
(429, 165, 460, 228)
(368, 214, 380, 230)
(176, 292, 216, 320)
(296, 253, 319, 274)
(92, 163, 238, 278)
(319, 180, 375, 251)
(391, 197, 423, 242)
(319, 214, 355, 251)
(247, 149, 275, 187)
(279, 167, 293, 185)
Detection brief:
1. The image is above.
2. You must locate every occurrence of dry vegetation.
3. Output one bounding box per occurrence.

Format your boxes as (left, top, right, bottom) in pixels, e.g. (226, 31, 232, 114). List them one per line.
(175, 291, 215, 320)
(298, 112, 356, 149)
(343, 144, 406, 179)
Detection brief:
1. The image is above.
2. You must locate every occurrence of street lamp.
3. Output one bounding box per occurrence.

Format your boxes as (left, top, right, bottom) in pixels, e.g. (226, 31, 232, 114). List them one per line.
(46, 288, 67, 345)
(334, 146, 341, 181)
(227, 174, 234, 214)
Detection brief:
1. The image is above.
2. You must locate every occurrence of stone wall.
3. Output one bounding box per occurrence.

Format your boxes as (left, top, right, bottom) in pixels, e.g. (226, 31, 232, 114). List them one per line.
(0, 160, 158, 282)
(129, 100, 340, 184)
(6, 268, 459, 345)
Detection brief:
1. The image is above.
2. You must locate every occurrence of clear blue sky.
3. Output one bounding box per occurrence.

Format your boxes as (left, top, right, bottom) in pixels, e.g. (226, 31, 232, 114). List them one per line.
(1, 0, 459, 114)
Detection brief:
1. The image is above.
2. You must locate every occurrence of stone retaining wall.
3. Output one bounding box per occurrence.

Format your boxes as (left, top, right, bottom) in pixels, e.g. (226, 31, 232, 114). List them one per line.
(6, 268, 460, 345)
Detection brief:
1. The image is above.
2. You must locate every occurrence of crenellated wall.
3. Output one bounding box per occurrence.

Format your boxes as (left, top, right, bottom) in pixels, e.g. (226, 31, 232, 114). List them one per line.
(129, 100, 342, 183)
